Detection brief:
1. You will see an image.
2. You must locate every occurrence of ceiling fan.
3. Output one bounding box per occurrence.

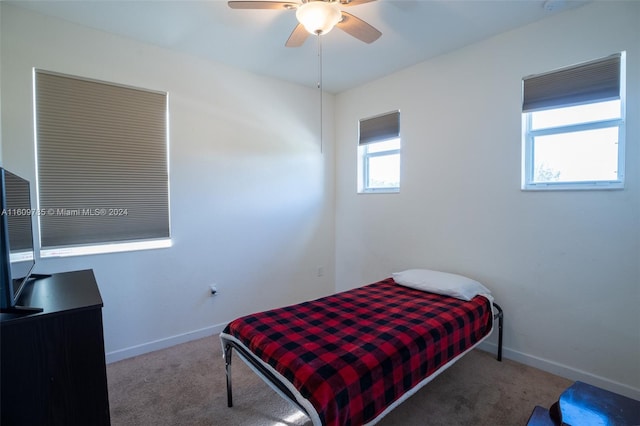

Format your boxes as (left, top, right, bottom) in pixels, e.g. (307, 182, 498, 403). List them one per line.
(228, 0, 382, 47)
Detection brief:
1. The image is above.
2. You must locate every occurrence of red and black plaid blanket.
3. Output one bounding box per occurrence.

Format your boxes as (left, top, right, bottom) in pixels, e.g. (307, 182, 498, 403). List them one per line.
(222, 278, 493, 426)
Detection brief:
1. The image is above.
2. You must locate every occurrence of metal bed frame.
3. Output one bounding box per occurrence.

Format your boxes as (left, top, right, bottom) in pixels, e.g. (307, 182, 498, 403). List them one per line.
(223, 302, 504, 421)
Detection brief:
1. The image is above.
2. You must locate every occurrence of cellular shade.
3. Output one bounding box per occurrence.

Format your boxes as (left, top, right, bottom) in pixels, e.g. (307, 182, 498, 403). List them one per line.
(35, 70, 170, 249)
(359, 111, 400, 145)
(522, 53, 621, 112)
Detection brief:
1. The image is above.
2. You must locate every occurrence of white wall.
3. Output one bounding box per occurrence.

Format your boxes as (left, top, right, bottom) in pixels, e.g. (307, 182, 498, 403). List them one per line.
(1, 3, 336, 361)
(335, 1, 640, 398)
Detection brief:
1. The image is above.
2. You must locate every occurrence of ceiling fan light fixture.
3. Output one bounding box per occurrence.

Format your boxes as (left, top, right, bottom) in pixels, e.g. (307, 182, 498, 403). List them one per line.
(296, 1, 342, 35)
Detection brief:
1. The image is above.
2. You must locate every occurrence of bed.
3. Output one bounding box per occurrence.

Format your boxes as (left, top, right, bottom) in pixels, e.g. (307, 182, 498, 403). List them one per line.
(220, 270, 504, 426)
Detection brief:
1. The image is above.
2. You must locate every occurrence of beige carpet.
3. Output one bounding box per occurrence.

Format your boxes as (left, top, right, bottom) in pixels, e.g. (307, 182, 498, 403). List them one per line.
(107, 335, 571, 426)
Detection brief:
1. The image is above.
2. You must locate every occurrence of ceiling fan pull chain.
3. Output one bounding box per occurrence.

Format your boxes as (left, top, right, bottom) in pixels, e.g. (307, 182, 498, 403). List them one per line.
(318, 33, 323, 154)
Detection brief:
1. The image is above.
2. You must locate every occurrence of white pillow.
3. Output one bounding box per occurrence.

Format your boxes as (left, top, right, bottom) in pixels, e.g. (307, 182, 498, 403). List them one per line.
(392, 269, 492, 301)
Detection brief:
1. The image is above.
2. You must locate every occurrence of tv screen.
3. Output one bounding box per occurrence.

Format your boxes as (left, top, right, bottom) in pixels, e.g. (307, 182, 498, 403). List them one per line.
(0, 168, 36, 310)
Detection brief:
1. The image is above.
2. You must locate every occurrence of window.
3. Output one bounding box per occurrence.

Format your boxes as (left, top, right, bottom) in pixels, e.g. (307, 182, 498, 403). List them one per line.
(34, 70, 171, 257)
(358, 111, 401, 193)
(522, 52, 625, 190)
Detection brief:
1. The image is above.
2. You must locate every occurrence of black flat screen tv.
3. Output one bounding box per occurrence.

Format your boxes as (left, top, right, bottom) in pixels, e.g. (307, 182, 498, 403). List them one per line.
(0, 167, 41, 313)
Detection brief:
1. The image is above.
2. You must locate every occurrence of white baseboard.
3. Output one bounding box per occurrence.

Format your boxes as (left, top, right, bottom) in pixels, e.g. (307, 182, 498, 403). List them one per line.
(105, 322, 227, 364)
(477, 341, 640, 401)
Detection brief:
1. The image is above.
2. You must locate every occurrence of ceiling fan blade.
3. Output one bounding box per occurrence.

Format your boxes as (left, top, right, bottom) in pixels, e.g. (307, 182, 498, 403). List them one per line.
(285, 23, 310, 47)
(228, 1, 298, 10)
(336, 11, 382, 44)
(339, 0, 376, 7)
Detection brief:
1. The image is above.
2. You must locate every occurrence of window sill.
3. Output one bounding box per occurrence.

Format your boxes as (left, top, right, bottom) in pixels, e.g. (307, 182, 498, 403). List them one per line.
(521, 181, 624, 191)
(358, 188, 400, 194)
(40, 238, 172, 258)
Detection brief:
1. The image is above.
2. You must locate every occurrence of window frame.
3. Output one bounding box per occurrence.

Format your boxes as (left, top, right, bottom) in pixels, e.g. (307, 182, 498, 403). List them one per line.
(360, 138, 401, 194)
(522, 105, 625, 191)
(521, 53, 626, 191)
(33, 69, 172, 258)
(357, 110, 401, 194)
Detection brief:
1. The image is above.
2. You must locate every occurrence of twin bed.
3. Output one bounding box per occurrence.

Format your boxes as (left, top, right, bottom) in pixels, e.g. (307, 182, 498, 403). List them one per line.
(220, 270, 503, 426)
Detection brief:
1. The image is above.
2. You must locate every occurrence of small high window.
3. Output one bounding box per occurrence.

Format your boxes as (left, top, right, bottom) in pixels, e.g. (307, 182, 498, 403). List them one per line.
(358, 111, 400, 193)
(521, 52, 625, 190)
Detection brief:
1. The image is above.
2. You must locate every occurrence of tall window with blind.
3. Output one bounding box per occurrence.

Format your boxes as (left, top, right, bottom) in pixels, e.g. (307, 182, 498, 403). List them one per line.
(521, 52, 626, 190)
(34, 70, 171, 257)
(358, 111, 401, 193)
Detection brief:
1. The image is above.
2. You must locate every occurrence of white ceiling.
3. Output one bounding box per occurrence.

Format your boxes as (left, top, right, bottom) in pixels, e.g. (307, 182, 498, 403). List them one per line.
(9, 0, 588, 93)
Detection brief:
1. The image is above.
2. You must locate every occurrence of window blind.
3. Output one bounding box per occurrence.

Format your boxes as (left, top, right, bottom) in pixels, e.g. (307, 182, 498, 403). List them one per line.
(359, 111, 400, 145)
(522, 53, 621, 112)
(35, 70, 170, 249)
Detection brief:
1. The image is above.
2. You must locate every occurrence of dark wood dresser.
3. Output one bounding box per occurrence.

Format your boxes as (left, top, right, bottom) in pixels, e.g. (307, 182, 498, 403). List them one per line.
(1, 269, 110, 425)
